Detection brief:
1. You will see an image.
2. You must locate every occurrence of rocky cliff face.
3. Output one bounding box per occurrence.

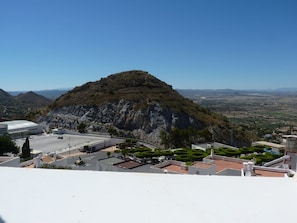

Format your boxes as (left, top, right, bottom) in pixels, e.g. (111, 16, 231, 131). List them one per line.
(40, 99, 205, 145)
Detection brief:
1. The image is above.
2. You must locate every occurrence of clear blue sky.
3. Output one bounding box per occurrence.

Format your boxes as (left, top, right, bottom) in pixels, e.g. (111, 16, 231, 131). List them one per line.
(1, 0, 296, 91)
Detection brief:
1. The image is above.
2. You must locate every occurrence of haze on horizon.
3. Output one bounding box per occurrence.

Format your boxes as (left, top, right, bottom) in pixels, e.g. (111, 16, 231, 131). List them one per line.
(0, 0, 296, 92)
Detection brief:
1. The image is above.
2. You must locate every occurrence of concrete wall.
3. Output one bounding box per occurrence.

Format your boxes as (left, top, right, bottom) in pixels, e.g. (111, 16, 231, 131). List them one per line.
(0, 124, 8, 136)
(0, 156, 20, 167)
(286, 138, 297, 152)
(285, 151, 297, 171)
(33, 154, 69, 168)
(84, 138, 124, 152)
(53, 158, 69, 167)
(105, 138, 124, 147)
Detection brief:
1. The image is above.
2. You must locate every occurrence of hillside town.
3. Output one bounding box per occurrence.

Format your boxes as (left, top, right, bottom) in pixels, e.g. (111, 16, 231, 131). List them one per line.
(1, 119, 297, 179)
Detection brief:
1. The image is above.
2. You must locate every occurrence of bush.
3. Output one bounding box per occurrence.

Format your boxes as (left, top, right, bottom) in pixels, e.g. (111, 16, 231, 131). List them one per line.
(40, 164, 71, 169)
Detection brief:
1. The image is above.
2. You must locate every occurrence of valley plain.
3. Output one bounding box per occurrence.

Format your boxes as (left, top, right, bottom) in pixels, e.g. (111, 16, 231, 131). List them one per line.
(178, 89, 297, 137)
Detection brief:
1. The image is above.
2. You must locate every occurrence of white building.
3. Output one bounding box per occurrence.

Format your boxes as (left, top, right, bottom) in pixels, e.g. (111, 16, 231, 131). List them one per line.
(0, 120, 43, 138)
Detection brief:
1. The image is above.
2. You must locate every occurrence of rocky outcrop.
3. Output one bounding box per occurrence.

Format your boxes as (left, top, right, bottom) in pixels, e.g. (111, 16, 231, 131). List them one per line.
(39, 100, 205, 145)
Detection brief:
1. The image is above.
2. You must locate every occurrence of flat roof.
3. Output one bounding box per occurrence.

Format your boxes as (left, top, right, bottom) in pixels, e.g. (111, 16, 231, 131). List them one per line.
(99, 157, 123, 165)
(115, 160, 143, 169)
(216, 168, 242, 176)
(0, 120, 39, 131)
(0, 167, 297, 223)
(254, 169, 286, 177)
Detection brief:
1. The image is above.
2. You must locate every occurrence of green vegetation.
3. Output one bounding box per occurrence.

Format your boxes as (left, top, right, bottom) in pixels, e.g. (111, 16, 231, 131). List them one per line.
(135, 148, 174, 159)
(107, 126, 119, 136)
(0, 134, 19, 155)
(240, 152, 283, 165)
(116, 140, 282, 165)
(188, 90, 297, 138)
(174, 148, 209, 162)
(77, 122, 87, 133)
(40, 164, 72, 169)
(21, 136, 31, 159)
(160, 127, 212, 149)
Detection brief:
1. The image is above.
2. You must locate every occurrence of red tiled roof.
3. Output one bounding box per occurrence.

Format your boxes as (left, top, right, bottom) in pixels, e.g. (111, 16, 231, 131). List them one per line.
(213, 160, 243, 173)
(254, 170, 285, 177)
(161, 164, 188, 174)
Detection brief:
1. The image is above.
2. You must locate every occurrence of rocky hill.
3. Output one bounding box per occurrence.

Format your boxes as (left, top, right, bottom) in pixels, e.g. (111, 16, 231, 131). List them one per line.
(15, 91, 51, 108)
(38, 70, 253, 146)
(0, 89, 16, 105)
(0, 89, 51, 120)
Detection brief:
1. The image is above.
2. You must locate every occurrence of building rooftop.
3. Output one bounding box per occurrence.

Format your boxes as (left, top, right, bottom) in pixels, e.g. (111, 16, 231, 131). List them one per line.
(192, 162, 214, 169)
(0, 120, 39, 131)
(161, 164, 188, 174)
(216, 168, 242, 176)
(254, 169, 286, 177)
(99, 157, 123, 165)
(115, 160, 143, 169)
(213, 159, 243, 173)
(0, 167, 297, 223)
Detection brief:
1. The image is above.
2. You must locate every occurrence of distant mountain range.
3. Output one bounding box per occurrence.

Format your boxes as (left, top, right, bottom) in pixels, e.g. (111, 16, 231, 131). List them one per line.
(8, 89, 70, 100)
(7, 87, 297, 101)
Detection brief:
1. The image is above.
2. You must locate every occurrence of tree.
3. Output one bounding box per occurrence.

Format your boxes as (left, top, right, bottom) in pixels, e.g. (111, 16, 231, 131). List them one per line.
(0, 134, 19, 155)
(119, 143, 128, 158)
(21, 136, 31, 158)
(160, 130, 169, 149)
(168, 128, 184, 148)
(77, 122, 87, 133)
(160, 127, 202, 149)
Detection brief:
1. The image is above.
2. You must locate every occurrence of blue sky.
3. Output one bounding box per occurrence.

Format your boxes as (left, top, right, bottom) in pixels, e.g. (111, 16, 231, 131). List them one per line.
(1, 0, 296, 91)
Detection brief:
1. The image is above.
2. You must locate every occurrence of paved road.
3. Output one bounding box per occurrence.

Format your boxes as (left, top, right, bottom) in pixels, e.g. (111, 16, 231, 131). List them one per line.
(68, 151, 108, 171)
(15, 133, 110, 154)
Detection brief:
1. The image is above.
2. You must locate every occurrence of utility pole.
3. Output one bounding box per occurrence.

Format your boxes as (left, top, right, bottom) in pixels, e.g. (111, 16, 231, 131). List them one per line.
(68, 137, 70, 157)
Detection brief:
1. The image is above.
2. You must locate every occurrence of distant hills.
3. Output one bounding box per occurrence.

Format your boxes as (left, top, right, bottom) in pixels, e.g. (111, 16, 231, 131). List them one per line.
(8, 89, 70, 100)
(3, 71, 294, 145)
(7, 87, 297, 101)
(14, 91, 51, 107)
(0, 90, 51, 120)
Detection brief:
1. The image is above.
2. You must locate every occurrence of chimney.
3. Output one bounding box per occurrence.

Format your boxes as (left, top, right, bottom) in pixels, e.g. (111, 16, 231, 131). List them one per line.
(243, 162, 254, 176)
(210, 149, 214, 159)
(248, 161, 254, 173)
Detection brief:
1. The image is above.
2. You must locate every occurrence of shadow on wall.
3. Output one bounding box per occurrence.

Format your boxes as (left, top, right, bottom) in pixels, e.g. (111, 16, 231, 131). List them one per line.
(0, 215, 5, 223)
